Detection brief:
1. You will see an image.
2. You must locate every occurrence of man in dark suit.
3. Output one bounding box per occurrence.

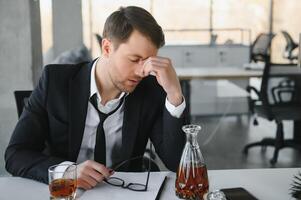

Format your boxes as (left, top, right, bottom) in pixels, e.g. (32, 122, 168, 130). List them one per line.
(5, 6, 186, 190)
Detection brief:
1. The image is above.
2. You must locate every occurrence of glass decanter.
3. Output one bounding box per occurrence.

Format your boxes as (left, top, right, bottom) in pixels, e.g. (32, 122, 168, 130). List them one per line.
(175, 124, 209, 200)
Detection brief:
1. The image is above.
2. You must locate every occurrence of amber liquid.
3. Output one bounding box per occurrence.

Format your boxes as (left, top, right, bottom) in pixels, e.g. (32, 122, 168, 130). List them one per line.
(49, 178, 77, 198)
(175, 165, 209, 200)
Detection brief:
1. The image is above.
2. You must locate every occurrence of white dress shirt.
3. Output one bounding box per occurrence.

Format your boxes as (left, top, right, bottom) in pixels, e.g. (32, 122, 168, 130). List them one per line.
(67, 58, 186, 167)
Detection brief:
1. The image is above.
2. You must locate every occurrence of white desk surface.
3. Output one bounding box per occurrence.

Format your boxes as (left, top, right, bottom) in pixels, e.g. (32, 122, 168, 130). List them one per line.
(176, 67, 263, 80)
(176, 66, 301, 80)
(162, 168, 300, 200)
(0, 168, 299, 200)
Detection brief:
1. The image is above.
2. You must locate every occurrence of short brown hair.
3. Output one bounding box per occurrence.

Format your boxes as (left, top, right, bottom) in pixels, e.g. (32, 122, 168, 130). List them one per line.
(102, 6, 165, 49)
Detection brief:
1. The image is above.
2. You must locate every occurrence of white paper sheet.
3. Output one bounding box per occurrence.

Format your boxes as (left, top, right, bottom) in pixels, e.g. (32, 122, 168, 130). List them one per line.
(80, 171, 169, 200)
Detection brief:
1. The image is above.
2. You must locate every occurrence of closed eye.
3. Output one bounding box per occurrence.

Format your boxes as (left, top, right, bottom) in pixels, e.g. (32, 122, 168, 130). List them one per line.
(129, 59, 140, 63)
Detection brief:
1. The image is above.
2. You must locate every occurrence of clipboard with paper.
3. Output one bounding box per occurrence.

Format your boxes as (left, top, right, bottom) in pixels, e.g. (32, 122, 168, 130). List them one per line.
(79, 172, 169, 200)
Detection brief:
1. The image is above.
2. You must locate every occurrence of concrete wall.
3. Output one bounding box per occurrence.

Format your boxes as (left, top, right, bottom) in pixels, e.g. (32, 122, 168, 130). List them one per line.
(0, 0, 42, 175)
(52, 0, 83, 58)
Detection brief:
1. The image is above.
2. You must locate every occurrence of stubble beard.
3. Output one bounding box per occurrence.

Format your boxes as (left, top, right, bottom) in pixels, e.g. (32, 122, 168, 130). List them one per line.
(109, 73, 136, 94)
(114, 80, 136, 93)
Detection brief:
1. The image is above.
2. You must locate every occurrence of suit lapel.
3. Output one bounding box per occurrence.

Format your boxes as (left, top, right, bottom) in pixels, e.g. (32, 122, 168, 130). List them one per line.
(68, 62, 93, 161)
(68, 59, 143, 162)
(121, 91, 142, 161)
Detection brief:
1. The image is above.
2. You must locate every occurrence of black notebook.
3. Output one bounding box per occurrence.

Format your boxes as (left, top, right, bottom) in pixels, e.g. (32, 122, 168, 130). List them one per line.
(221, 187, 258, 200)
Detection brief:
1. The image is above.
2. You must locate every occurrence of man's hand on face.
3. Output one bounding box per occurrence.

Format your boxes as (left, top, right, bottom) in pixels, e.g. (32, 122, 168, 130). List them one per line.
(76, 160, 114, 190)
(142, 56, 183, 106)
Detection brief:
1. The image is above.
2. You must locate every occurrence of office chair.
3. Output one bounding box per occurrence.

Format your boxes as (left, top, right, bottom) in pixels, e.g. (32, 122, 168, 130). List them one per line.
(13, 90, 160, 170)
(281, 31, 298, 63)
(243, 59, 301, 165)
(14, 90, 32, 118)
(250, 33, 275, 63)
(248, 33, 275, 124)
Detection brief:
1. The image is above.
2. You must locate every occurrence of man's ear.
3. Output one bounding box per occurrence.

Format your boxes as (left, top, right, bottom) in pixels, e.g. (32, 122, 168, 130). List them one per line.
(101, 38, 113, 57)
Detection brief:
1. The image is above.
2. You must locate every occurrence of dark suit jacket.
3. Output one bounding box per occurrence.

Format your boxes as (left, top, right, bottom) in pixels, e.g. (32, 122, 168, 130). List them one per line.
(5, 60, 186, 184)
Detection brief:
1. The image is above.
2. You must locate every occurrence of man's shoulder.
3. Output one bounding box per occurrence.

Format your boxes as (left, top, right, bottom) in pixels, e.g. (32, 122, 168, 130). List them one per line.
(43, 61, 91, 80)
(44, 62, 89, 74)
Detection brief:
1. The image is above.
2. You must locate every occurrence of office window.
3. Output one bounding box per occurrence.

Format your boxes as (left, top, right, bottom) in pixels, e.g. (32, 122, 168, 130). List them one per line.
(162, 0, 269, 45)
(40, 0, 53, 64)
(82, 0, 269, 55)
(210, 0, 269, 44)
(152, 0, 210, 44)
(82, 0, 300, 62)
(82, 0, 210, 57)
(272, 0, 301, 63)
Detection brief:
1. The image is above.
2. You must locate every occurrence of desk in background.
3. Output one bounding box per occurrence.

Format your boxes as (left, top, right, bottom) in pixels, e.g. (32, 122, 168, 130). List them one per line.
(177, 66, 301, 145)
(0, 168, 299, 200)
(176, 67, 262, 122)
(158, 42, 252, 117)
(176, 67, 262, 80)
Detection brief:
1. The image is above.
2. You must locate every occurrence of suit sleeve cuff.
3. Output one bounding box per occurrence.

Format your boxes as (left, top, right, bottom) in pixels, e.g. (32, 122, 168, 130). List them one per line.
(165, 96, 186, 118)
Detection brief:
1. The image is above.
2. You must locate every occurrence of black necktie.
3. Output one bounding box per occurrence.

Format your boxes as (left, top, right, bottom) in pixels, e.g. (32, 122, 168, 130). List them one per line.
(89, 93, 125, 165)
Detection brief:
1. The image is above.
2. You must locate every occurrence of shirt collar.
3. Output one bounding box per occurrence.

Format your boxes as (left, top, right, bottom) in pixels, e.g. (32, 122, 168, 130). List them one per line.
(90, 57, 126, 104)
(90, 58, 99, 98)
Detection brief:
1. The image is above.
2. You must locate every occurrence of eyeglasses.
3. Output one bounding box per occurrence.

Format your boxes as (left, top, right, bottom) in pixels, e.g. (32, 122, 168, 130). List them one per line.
(104, 143, 153, 192)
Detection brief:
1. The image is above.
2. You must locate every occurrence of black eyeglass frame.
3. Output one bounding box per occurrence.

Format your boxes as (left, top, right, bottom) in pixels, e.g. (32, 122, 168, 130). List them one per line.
(104, 142, 153, 192)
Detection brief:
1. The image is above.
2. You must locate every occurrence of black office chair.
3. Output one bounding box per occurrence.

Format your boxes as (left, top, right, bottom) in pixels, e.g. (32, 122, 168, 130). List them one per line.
(243, 59, 301, 164)
(14, 90, 32, 118)
(248, 33, 274, 125)
(281, 31, 298, 63)
(250, 33, 275, 63)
